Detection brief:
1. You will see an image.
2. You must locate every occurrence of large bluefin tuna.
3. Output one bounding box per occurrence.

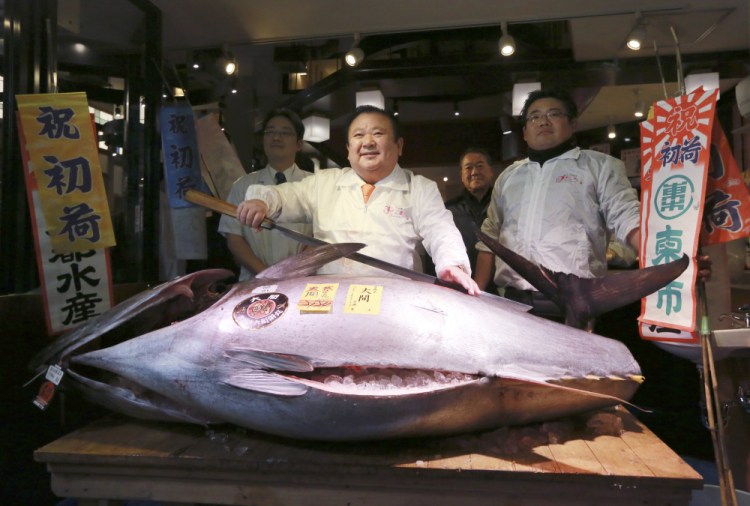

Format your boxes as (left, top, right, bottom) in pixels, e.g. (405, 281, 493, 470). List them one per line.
(29, 242, 688, 441)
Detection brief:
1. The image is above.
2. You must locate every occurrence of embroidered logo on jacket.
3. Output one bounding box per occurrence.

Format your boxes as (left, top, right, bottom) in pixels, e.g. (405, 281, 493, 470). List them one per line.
(382, 205, 410, 220)
(556, 174, 582, 184)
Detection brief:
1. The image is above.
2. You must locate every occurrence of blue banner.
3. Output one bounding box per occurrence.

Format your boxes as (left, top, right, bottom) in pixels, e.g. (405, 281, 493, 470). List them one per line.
(160, 104, 206, 208)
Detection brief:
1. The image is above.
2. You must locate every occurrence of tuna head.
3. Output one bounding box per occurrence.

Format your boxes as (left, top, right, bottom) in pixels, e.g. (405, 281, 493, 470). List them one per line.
(65, 244, 647, 441)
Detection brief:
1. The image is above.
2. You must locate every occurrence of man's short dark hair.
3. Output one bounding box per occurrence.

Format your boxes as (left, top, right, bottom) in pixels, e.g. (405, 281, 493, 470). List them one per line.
(262, 108, 305, 140)
(520, 89, 579, 123)
(459, 147, 492, 167)
(345, 105, 402, 140)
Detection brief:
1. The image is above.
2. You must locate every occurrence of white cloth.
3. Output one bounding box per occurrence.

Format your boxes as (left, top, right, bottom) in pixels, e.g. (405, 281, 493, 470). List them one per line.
(245, 165, 471, 277)
(478, 147, 640, 291)
(218, 165, 312, 280)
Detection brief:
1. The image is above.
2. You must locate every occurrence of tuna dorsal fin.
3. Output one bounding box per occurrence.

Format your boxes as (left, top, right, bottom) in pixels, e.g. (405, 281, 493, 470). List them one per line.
(475, 227, 690, 329)
(475, 227, 561, 302)
(256, 243, 366, 280)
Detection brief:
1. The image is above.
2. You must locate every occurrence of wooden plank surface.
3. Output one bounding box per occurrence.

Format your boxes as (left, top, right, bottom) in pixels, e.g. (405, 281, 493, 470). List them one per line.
(35, 406, 704, 506)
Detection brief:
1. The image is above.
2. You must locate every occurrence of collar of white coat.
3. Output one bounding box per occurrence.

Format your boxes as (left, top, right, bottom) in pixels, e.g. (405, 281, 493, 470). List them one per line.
(524, 146, 581, 166)
(337, 164, 409, 191)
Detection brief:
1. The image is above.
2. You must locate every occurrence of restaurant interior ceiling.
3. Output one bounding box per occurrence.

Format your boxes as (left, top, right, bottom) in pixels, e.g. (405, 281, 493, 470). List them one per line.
(52, 0, 750, 163)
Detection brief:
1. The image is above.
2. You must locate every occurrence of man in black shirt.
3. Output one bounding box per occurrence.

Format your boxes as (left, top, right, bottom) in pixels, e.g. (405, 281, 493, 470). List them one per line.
(445, 147, 495, 291)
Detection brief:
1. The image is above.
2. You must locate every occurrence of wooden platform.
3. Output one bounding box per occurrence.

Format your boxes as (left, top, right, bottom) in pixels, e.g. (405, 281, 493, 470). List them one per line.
(34, 406, 704, 506)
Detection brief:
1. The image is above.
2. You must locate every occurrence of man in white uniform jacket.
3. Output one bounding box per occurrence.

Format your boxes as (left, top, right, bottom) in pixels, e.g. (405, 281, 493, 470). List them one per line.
(218, 108, 312, 281)
(236, 105, 480, 295)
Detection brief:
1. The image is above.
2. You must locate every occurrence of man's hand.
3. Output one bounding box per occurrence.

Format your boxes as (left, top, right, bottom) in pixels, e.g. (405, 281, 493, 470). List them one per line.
(236, 199, 269, 230)
(438, 265, 481, 296)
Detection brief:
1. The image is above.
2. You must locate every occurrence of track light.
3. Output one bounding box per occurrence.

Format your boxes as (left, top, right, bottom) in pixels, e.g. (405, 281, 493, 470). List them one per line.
(345, 47, 364, 67)
(217, 50, 237, 75)
(499, 21, 515, 56)
(393, 99, 399, 116)
(345, 33, 364, 67)
(607, 124, 617, 139)
(626, 26, 646, 50)
(453, 102, 460, 117)
(626, 13, 646, 51)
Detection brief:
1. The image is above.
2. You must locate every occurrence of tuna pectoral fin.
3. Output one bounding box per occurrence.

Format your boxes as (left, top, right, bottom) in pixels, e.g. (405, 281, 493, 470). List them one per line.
(221, 370, 309, 396)
(219, 348, 313, 396)
(257, 243, 366, 280)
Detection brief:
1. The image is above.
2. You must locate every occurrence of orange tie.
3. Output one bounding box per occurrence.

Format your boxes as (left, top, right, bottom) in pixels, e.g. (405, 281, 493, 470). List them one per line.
(361, 183, 375, 203)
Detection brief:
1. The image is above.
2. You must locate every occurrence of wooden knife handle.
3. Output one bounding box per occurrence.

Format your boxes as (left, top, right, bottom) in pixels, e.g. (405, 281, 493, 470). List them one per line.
(184, 189, 237, 217)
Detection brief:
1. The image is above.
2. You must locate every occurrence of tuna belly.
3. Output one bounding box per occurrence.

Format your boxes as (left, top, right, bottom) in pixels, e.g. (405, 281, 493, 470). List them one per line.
(206, 373, 643, 441)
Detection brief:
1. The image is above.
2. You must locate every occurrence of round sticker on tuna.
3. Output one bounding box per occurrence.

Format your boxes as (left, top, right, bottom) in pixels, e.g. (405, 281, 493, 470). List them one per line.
(233, 293, 289, 329)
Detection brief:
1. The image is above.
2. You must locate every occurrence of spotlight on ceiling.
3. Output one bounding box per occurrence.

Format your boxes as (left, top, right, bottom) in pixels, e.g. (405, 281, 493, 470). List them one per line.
(453, 102, 460, 117)
(626, 13, 646, 51)
(607, 124, 617, 139)
(217, 46, 238, 75)
(499, 21, 516, 57)
(345, 33, 364, 67)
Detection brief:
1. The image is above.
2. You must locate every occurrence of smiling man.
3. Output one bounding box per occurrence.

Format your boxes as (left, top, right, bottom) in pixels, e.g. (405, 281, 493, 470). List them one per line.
(474, 89, 641, 319)
(445, 147, 495, 276)
(236, 105, 479, 295)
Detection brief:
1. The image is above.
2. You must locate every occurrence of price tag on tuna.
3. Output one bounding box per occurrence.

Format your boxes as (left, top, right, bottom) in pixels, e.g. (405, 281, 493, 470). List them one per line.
(45, 364, 64, 385)
(298, 283, 339, 314)
(344, 284, 383, 315)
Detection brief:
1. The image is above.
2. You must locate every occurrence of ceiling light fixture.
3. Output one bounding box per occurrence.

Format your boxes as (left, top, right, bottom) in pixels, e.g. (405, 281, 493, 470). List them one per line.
(356, 88, 385, 108)
(345, 33, 364, 67)
(607, 124, 617, 139)
(216, 45, 238, 75)
(302, 115, 330, 143)
(499, 21, 516, 57)
(453, 102, 460, 117)
(393, 99, 399, 116)
(626, 12, 646, 51)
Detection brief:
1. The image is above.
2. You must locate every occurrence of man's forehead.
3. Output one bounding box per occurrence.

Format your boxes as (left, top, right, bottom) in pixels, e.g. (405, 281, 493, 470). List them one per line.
(266, 116, 295, 129)
(462, 153, 489, 166)
(350, 112, 392, 128)
(527, 98, 565, 112)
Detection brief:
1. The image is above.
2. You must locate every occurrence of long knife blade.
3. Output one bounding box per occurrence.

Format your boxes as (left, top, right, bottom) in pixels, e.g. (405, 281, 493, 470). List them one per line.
(183, 189, 463, 290)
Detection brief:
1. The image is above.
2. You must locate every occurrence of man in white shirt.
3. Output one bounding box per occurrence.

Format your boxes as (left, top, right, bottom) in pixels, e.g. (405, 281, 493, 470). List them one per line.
(474, 89, 642, 317)
(218, 108, 312, 280)
(236, 105, 480, 295)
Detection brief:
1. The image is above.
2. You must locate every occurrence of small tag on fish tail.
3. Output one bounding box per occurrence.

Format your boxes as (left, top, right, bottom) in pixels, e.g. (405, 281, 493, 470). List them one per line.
(32, 380, 57, 410)
(45, 364, 64, 385)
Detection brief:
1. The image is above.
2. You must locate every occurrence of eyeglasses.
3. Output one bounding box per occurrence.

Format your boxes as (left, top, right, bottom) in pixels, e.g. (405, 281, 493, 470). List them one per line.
(263, 130, 296, 138)
(525, 110, 568, 124)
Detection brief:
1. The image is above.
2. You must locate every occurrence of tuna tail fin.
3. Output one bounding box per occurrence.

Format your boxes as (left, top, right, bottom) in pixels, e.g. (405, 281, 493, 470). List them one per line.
(257, 243, 366, 281)
(556, 255, 689, 328)
(475, 227, 689, 329)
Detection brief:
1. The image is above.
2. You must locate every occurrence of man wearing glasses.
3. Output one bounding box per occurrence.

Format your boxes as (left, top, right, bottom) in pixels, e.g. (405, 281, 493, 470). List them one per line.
(473, 89, 641, 319)
(218, 108, 313, 280)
